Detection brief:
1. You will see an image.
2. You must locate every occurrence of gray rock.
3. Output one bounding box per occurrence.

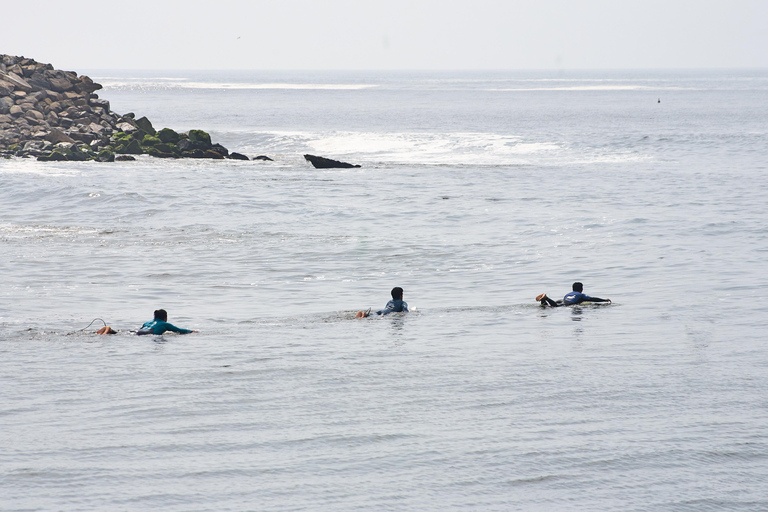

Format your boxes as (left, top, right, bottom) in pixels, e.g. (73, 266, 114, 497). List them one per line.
(49, 76, 73, 92)
(23, 140, 45, 151)
(253, 155, 274, 161)
(0, 97, 13, 114)
(177, 138, 194, 151)
(0, 80, 13, 96)
(74, 76, 102, 94)
(115, 155, 136, 161)
(45, 129, 75, 144)
(89, 98, 110, 111)
(9, 105, 23, 116)
(0, 71, 32, 92)
(228, 152, 249, 160)
(27, 72, 52, 92)
(88, 122, 105, 135)
(0, 114, 12, 124)
(115, 122, 137, 133)
(134, 116, 155, 135)
(25, 110, 44, 121)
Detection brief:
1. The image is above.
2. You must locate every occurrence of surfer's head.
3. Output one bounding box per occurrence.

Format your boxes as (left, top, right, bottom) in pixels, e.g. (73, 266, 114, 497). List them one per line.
(572, 282, 583, 292)
(154, 309, 168, 322)
(391, 287, 404, 300)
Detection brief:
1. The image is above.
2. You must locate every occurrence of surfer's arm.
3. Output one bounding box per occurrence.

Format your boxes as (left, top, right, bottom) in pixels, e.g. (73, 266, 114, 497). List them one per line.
(584, 296, 611, 303)
(165, 323, 194, 334)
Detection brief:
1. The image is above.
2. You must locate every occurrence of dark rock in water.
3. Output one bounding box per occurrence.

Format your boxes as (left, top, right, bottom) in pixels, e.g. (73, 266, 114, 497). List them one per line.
(134, 116, 155, 135)
(154, 142, 177, 155)
(141, 134, 161, 146)
(210, 143, 228, 157)
(146, 146, 175, 158)
(115, 155, 135, 161)
(117, 139, 143, 155)
(204, 149, 224, 159)
(182, 149, 206, 158)
(177, 138, 194, 152)
(253, 155, 273, 161)
(157, 127, 180, 144)
(96, 149, 115, 162)
(188, 129, 212, 149)
(38, 150, 69, 161)
(228, 152, 249, 160)
(304, 154, 360, 169)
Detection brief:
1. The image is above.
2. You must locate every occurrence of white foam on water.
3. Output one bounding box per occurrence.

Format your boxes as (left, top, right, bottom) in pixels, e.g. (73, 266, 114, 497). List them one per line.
(98, 79, 378, 91)
(488, 85, 696, 91)
(301, 131, 564, 165)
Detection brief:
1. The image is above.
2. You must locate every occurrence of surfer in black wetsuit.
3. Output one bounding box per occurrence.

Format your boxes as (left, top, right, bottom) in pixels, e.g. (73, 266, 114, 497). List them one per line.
(537, 282, 611, 307)
(356, 287, 409, 318)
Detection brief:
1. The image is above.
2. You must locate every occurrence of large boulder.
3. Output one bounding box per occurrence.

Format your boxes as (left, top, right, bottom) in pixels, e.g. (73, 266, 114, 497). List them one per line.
(27, 72, 52, 92)
(96, 149, 115, 162)
(303, 154, 361, 169)
(210, 143, 228, 157)
(49, 75, 74, 93)
(115, 122, 137, 133)
(188, 129, 211, 149)
(89, 98, 110, 111)
(157, 127, 180, 144)
(74, 75, 102, 94)
(123, 139, 143, 154)
(0, 97, 13, 114)
(134, 116, 155, 135)
(228, 152, 249, 160)
(141, 134, 161, 146)
(0, 80, 13, 96)
(45, 129, 74, 144)
(177, 138, 194, 151)
(0, 71, 31, 92)
(146, 147, 175, 158)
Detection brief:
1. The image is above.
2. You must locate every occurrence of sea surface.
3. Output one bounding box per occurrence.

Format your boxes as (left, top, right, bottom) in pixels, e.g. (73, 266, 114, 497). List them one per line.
(1, 70, 768, 511)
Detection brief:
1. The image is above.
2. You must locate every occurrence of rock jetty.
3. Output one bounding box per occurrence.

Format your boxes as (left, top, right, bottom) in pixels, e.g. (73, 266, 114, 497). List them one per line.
(0, 54, 242, 162)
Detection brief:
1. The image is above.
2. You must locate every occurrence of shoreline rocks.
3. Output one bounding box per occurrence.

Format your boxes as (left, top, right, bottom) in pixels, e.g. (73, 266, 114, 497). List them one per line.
(0, 54, 248, 162)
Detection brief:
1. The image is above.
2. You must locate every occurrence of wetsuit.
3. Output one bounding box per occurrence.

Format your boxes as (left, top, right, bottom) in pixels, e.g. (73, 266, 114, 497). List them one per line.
(137, 319, 193, 335)
(541, 292, 609, 307)
(376, 299, 409, 315)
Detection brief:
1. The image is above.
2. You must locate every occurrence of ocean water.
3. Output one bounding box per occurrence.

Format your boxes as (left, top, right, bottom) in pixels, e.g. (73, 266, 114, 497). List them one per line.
(1, 70, 768, 511)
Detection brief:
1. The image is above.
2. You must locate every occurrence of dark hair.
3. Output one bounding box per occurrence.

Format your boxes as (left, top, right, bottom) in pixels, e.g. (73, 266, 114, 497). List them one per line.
(572, 282, 583, 292)
(154, 309, 168, 321)
(391, 287, 404, 300)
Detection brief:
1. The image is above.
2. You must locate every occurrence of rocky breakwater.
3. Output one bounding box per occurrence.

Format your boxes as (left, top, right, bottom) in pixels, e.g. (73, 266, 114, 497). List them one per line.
(0, 55, 244, 162)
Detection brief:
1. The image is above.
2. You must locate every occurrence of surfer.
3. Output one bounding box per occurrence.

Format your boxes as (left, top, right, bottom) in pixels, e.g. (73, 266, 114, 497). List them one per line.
(356, 287, 409, 318)
(137, 309, 197, 335)
(536, 282, 611, 307)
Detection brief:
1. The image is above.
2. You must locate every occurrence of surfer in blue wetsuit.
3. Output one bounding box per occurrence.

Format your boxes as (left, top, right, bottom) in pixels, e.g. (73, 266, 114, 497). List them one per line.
(137, 309, 197, 335)
(356, 287, 409, 318)
(536, 282, 611, 307)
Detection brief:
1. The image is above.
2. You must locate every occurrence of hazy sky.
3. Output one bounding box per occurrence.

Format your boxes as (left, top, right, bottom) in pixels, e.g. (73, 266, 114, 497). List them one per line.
(3, 0, 767, 70)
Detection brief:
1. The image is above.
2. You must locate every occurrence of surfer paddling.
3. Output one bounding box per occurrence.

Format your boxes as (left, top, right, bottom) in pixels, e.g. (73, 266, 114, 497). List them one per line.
(137, 309, 197, 335)
(356, 287, 409, 318)
(536, 282, 611, 307)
